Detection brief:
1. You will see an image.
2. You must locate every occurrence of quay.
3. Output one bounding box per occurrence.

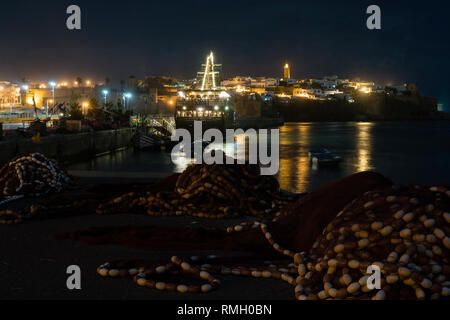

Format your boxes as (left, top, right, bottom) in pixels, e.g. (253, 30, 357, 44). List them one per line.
(0, 128, 133, 166)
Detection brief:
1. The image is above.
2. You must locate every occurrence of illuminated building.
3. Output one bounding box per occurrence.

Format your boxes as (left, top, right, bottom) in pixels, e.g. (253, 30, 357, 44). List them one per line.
(284, 63, 291, 79)
(0, 81, 21, 110)
(250, 77, 277, 88)
(221, 76, 251, 88)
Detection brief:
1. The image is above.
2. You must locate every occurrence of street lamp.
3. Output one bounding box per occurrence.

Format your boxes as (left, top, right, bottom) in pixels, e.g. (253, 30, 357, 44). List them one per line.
(21, 85, 29, 106)
(123, 92, 132, 110)
(82, 102, 89, 115)
(48, 81, 57, 117)
(102, 89, 109, 109)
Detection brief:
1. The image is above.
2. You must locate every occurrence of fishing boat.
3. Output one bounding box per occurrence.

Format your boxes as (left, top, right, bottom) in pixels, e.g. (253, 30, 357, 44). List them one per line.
(175, 89, 234, 133)
(308, 148, 330, 159)
(309, 148, 342, 166)
(175, 52, 235, 133)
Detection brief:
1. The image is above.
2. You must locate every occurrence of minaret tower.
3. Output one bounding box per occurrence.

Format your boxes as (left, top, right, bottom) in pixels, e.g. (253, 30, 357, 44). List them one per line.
(284, 63, 291, 79)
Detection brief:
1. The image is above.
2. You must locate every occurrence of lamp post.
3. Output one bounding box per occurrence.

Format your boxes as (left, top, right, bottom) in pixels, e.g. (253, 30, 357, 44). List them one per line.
(102, 89, 109, 110)
(48, 81, 56, 117)
(21, 85, 29, 107)
(123, 92, 132, 110)
(83, 102, 89, 115)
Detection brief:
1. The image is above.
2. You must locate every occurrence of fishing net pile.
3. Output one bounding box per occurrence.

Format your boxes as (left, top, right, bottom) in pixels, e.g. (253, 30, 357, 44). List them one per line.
(97, 162, 298, 218)
(62, 172, 450, 300)
(0, 152, 72, 224)
(0, 152, 71, 198)
(291, 184, 450, 300)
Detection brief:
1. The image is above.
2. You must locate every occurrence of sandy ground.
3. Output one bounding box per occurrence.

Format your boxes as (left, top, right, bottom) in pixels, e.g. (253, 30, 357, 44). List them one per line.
(0, 176, 294, 300)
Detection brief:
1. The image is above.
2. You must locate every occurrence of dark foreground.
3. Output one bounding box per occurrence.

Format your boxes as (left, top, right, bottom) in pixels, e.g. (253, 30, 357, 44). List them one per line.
(0, 177, 293, 300)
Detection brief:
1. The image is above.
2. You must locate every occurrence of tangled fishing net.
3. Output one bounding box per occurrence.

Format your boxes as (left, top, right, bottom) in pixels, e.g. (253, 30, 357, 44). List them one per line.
(0, 152, 71, 199)
(0, 152, 72, 224)
(66, 172, 450, 300)
(291, 183, 450, 300)
(97, 162, 298, 218)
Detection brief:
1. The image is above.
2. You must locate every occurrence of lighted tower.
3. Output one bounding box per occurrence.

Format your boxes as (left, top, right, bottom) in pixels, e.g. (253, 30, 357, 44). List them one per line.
(197, 51, 222, 91)
(284, 63, 291, 79)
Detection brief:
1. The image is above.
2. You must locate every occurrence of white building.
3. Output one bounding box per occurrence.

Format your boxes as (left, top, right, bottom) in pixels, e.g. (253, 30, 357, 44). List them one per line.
(250, 77, 277, 88)
(221, 76, 252, 88)
(0, 81, 22, 110)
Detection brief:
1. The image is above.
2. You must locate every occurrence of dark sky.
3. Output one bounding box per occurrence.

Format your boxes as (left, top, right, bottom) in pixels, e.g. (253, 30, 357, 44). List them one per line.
(0, 0, 449, 110)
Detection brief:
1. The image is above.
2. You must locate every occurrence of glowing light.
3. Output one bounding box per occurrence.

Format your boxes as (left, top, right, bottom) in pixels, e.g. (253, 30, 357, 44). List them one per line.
(219, 91, 230, 99)
(49, 81, 56, 88)
(102, 89, 109, 95)
(22, 85, 29, 91)
(124, 93, 132, 98)
(178, 91, 185, 98)
(360, 87, 371, 94)
(201, 51, 218, 91)
(169, 100, 173, 105)
(197, 107, 204, 112)
(214, 105, 219, 110)
(224, 106, 229, 111)
(210, 52, 216, 90)
(182, 106, 187, 110)
(236, 85, 245, 93)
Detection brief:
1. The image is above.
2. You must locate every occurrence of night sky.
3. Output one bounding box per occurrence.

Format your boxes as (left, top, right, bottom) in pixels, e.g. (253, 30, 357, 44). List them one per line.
(0, 0, 448, 110)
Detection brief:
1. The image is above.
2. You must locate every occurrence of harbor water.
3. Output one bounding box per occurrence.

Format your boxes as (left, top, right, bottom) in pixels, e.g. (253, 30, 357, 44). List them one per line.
(68, 122, 450, 194)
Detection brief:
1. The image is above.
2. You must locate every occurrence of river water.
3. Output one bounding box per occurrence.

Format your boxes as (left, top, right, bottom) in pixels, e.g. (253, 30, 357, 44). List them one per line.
(68, 122, 450, 194)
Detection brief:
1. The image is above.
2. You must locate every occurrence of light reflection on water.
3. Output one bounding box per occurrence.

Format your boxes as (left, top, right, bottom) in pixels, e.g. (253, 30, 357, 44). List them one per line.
(355, 122, 374, 172)
(277, 122, 376, 193)
(68, 122, 450, 194)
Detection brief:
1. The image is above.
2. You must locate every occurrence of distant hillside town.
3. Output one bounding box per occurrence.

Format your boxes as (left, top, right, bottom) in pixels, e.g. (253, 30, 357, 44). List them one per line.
(0, 57, 442, 122)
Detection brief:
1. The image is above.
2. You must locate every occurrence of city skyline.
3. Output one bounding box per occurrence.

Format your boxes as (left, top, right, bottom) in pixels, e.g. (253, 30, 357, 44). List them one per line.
(0, 0, 448, 110)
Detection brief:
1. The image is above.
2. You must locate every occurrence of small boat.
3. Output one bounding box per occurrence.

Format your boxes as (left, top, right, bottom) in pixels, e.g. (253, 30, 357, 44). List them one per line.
(311, 153, 342, 166)
(308, 148, 330, 159)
